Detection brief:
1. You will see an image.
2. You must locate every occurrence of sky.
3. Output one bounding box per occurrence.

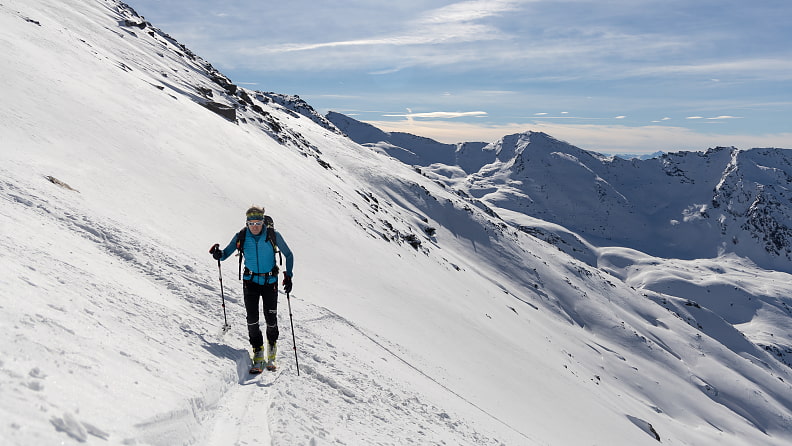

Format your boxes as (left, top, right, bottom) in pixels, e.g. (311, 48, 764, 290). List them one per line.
(126, 0, 792, 154)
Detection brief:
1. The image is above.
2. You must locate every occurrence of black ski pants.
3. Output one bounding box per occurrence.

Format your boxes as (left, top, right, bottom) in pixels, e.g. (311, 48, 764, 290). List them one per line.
(243, 280, 279, 349)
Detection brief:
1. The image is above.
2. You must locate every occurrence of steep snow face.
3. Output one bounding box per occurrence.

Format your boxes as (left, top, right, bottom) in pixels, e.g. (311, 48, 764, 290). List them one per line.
(327, 111, 470, 167)
(327, 111, 496, 172)
(327, 110, 393, 144)
(713, 148, 792, 260)
(2, 1, 792, 446)
(331, 114, 792, 271)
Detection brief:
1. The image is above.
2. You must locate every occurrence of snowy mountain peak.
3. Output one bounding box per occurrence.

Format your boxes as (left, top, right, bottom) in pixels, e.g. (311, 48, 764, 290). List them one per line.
(494, 130, 565, 156)
(327, 110, 391, 143)
(713, 147, 792, 259)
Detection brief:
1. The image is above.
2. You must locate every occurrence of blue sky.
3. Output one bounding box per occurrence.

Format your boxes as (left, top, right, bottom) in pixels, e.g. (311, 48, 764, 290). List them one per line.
(128, 0, 792, 154)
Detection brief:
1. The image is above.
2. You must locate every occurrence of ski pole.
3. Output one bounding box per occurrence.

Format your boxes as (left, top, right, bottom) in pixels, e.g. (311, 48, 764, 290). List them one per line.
(217, 259, 231, 332)
(210, 244, 231, 333)
(286, 292, 300, 376)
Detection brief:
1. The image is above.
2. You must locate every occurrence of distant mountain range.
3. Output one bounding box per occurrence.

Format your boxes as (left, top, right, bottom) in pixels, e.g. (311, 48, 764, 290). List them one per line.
(327, 112, 792, 273)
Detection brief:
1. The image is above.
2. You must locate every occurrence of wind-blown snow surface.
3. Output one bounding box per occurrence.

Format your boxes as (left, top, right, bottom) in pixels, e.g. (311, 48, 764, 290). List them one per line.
(1, 1, 792, 445)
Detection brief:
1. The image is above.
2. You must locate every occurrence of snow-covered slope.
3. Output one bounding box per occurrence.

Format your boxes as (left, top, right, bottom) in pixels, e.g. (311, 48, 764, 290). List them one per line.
(2, 1, 792, 445)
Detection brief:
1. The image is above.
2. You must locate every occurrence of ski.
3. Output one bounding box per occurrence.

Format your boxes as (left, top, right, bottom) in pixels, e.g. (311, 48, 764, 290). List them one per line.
(250, 349, 266, 374)
(247, 345, 277, 374)
(250, 361, 265, 374)
(265, 343, 277, 371)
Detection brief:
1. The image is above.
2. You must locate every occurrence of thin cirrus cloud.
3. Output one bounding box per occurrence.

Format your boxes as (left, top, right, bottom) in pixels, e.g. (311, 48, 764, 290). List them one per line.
(417, 0, 525, 25)
(383, 111, 488, 119)
(243, 0, 522, 55)
(687, 116, 741, 120)
(631, 58, 792, 81)
(149, 1, 791, 84)
(128, 0, 792, 153)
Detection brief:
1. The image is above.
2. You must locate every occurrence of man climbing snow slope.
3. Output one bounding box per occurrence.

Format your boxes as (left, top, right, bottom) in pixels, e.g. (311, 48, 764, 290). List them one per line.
(210, 206, 294, 372)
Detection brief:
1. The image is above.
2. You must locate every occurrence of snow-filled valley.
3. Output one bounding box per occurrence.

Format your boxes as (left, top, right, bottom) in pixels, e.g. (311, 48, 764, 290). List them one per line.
(1, 1, 792, 445)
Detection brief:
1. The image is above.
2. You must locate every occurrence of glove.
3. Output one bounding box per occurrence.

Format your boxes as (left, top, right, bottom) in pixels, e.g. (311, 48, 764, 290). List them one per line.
(282, 274, 293, 293)
(209, 243, 223, 260)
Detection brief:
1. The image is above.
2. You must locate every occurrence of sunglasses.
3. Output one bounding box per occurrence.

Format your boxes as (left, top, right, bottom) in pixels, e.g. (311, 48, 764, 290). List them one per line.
(247, 221, 264, 227)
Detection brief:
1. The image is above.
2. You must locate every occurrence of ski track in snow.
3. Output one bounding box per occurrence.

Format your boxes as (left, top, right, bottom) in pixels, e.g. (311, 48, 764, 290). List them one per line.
(203, 359, 280, 446)
(201, 300, 511, 446)
(1, 169, 506, 445)
(264, 302, 505, 446)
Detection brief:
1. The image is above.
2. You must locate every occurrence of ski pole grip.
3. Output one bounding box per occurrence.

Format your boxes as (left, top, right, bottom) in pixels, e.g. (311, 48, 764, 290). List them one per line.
(209, 243, 220, 254)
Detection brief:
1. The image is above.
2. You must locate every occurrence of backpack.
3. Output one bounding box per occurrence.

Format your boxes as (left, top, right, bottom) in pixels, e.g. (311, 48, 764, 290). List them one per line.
(235, 215, 282, 280)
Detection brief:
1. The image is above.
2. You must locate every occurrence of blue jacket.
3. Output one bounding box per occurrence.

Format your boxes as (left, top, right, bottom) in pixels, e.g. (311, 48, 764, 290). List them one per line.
(217, 228, 294, 285)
